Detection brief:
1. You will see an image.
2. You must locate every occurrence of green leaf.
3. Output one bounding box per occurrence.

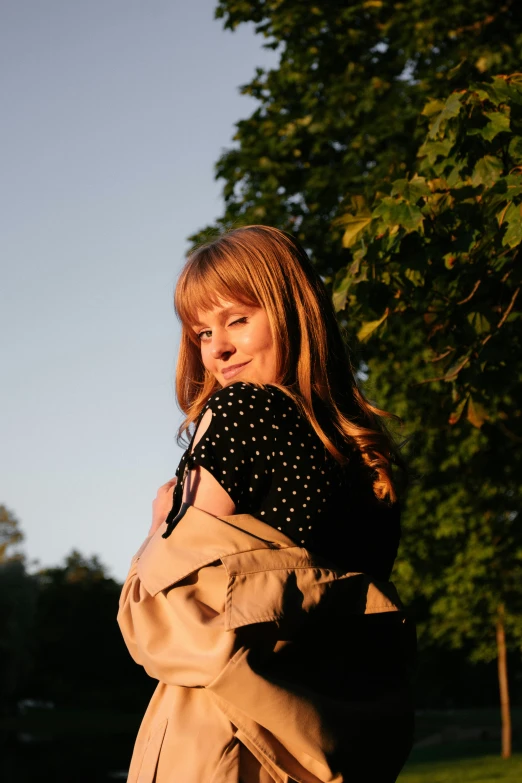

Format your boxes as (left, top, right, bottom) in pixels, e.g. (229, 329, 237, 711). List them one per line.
(394, 202, 425, 233)
(391, 175, 431, 202)
(332, 269, 352, 312)
(428, 92, 463, 139)
(475, 75, 522, 107)
(332, 259, 368, 311)
(473, 79, 509, 106)
(356, 308, 389, 341)
(442, 351, 472, 380)
(422, 99, 445, 118)
(350, 195, 369, 214)
(490, 174, 522, 201)
(480, 111, 510, 141)
(373, 198, 424, 233)
(508, 136, 522, 164)
(340, 214, 373, 247)
(446, 159, 468, 187)
(427, 190, 454, 214)
(449, 394, 469, 425)
(405, 268, 425, 287)
(467, 311, 490, 335)
(471, 155, 503, 187)
(332, 280, 350, 312)
(418, 138, 454, 166)
(501, 202, 522, 248)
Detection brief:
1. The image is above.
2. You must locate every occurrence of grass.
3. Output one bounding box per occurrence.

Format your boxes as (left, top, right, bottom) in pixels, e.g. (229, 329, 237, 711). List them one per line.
(398, 753, 522, 782)
(396, 708, 522, 782)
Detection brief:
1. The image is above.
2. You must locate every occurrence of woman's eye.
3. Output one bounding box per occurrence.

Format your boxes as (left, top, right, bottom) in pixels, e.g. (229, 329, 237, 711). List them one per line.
(196, 317, 248, 342)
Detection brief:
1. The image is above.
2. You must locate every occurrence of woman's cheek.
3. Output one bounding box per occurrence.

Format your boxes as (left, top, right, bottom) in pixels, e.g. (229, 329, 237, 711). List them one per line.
(245, 326, 272, 352)
(201, 346, 213, 369)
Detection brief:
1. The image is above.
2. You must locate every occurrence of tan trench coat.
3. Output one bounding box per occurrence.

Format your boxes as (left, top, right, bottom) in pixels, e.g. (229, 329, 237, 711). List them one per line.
(117, 506, 416, 783)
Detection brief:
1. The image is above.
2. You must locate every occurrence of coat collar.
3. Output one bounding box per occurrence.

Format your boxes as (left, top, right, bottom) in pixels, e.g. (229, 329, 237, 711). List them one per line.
(135, 505, 405, 620)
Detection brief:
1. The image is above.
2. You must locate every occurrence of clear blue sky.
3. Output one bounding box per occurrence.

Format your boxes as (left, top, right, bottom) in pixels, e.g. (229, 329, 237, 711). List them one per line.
(0, 1, 278, 581)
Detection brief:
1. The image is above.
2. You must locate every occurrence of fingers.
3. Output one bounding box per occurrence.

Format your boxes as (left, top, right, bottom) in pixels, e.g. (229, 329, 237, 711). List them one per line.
(157, 477, 178, 495)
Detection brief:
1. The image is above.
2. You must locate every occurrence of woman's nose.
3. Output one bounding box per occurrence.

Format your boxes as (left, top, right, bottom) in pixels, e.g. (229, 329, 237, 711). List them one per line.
(211, 334, 235, 359)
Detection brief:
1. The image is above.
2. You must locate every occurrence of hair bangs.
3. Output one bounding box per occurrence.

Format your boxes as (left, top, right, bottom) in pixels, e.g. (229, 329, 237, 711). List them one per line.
(175, 244, 260, 342)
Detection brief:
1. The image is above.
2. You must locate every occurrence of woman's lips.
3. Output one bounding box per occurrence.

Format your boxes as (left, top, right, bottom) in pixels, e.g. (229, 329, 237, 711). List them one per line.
(222, 360, 251, 380)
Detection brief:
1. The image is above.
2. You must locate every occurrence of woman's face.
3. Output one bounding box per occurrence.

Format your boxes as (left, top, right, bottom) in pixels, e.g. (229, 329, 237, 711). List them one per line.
(192, 298, 278, 387)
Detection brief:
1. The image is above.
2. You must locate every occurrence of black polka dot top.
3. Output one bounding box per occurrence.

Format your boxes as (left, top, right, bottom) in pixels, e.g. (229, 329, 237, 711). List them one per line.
(164, 380, 402, 580)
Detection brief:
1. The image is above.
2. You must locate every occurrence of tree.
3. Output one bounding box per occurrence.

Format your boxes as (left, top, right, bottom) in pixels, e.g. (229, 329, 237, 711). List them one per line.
(333, 74, 522, 758)
(185, 2, 522, 757)
(190, 0, 521, 275)
(334, 73, 522, 431)
(29, 550, 153, 710)
(37, 548, 108, 586)
(0, 507, 37, 715)
(0, 561, 38, 715)
(0, 504, 25, 563)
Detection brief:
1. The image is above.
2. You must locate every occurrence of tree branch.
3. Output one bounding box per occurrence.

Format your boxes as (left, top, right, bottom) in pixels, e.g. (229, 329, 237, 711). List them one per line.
(457, 279, 481, 305)
(430, 347, 455, 363)
(498, 422, 522, 443)
(497, 286, 520, 330)
(415, 287, 520, 385)
(412, 354, 471, 385)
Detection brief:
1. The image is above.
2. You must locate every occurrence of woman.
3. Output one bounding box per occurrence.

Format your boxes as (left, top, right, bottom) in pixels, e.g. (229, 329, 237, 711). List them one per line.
(117, 225, 416, 783)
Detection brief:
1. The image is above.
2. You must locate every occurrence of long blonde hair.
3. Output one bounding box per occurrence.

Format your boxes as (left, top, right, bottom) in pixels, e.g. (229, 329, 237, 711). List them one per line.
(174, 225, 408, 504)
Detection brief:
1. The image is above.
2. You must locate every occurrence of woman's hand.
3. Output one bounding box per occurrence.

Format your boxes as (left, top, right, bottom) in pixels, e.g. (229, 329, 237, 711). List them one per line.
(149, 477, 178, 536)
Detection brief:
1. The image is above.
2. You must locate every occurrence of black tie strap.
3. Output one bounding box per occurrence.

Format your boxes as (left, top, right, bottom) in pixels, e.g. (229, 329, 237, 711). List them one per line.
(162, 417, 202, 539)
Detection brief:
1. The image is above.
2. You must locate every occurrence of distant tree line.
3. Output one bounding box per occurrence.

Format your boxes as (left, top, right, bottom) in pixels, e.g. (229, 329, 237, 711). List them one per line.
(0, 505, 153, 719)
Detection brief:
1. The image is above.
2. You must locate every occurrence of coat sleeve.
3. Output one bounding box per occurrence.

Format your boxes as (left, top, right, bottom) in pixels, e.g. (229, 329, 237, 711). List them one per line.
(116, 534, 239, 688)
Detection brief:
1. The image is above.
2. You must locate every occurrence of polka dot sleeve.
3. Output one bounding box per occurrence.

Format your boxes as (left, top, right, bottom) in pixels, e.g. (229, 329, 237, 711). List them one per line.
(188, 382, 277, 513)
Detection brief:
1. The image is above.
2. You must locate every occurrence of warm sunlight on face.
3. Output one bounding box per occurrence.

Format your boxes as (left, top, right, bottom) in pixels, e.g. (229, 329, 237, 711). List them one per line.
(192, 298, 278, 387)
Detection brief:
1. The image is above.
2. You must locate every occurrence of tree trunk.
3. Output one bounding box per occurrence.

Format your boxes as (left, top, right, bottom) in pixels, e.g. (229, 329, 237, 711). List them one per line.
(496, 603, 511, 759)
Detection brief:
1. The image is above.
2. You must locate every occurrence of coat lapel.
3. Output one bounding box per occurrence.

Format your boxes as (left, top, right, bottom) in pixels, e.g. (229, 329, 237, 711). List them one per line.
(136, 506, 297, 597)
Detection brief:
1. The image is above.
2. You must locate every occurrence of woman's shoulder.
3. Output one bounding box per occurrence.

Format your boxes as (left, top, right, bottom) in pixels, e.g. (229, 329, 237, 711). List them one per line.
(199, 382, 330, 459)
(202, 381, 289, 417)
(195, 381, 308, 456)
(184, 382, 290, 513)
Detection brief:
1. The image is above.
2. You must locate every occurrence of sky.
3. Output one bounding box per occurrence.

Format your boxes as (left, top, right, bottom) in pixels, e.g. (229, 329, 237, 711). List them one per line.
(0, 0, 278, 581)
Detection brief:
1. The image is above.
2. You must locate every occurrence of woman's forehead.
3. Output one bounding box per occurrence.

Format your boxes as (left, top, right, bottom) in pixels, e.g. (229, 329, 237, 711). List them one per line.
(191, 299, 257, 327)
